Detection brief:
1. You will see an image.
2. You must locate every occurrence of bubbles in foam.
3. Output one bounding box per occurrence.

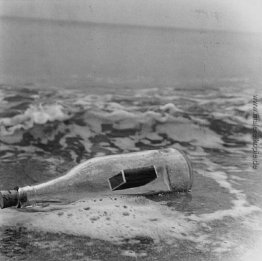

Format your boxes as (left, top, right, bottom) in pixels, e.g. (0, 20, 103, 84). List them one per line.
(0, 196, 197, 244)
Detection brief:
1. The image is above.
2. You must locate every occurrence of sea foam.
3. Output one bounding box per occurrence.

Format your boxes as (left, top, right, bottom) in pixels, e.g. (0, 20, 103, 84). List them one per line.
(0, 103, 72, 135)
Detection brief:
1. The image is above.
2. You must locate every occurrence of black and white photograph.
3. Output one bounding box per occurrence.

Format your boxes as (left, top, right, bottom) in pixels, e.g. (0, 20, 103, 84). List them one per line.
(0, 0, 261, 260)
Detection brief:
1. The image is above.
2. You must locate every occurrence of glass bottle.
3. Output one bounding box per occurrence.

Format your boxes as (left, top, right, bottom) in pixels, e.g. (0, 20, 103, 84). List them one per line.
(0, 148, 193, 209)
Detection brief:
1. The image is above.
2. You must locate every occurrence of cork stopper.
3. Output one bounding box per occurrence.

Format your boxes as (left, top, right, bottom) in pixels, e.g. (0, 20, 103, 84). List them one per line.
(0, 189, 19, 209)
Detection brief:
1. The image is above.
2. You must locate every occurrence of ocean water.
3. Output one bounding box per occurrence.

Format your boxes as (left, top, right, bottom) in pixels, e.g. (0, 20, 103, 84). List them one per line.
(0, 17, 262, 260)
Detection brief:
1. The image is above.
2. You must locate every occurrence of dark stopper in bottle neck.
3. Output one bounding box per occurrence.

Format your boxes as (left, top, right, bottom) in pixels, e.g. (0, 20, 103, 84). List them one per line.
(0, 189, 19, 209)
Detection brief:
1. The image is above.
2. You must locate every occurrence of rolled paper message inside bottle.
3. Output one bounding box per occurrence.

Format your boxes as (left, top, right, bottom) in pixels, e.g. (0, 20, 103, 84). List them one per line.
(0, 148, 193, 209)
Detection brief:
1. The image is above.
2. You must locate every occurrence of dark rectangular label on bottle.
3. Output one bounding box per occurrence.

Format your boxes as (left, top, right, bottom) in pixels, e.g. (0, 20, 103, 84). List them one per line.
(108, 166, 157, 191)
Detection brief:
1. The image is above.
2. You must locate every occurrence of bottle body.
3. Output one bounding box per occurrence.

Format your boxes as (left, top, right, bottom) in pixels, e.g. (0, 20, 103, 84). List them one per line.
(0, 148, 193, 208)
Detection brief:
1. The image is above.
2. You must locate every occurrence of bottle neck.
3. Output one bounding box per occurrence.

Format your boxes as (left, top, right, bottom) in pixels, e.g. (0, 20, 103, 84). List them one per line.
(18, 186, 38, 207)
(18, 184, 72, 207)
(17, 170, 81, 206)
(18, 182, 97, 207)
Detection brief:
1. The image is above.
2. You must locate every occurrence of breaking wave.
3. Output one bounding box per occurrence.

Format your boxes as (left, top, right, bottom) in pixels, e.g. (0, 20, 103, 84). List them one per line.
(1, 82, 260, 163)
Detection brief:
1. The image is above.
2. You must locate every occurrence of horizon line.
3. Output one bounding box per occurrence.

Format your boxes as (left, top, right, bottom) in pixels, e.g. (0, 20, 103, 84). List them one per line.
(1, 15, 261, 35)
